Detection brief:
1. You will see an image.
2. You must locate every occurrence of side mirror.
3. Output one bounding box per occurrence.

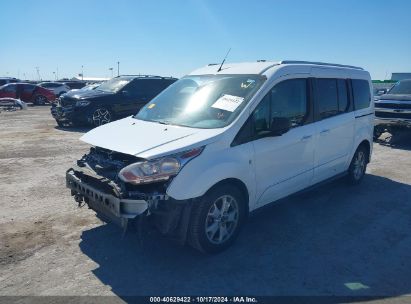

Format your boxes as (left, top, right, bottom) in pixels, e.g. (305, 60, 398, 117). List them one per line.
(270, 117, 291, 136)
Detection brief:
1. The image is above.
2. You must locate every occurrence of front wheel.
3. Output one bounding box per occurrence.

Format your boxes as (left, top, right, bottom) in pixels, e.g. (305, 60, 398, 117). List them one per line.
(90, 107, 112, 127)
(347, 145, 368, 185)
(188, 184, 246, 254)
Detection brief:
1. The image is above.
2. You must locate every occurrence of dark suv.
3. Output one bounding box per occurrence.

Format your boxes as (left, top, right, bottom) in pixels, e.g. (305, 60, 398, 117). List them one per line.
(51, 75, 177, 127)
(374, 79, 411, 139)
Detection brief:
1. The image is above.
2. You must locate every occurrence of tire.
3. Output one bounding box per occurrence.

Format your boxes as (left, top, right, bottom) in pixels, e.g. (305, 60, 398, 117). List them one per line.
(188, 184, 247, 254)
(89, 107, 112, 127)
(34, 95, 47, 105)
(56, 121, 64, 127)
(347, 145, 368, 185)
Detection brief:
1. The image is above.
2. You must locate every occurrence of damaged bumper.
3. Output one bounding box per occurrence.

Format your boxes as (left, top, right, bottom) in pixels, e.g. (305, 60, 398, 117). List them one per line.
(66, 164, 191, 240)
(66, 169, 149, 222)
(51, 104, 89, 125)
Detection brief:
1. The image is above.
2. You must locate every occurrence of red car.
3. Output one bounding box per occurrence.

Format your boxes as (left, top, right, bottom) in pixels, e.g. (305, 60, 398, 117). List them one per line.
(0, 83, 55, 105)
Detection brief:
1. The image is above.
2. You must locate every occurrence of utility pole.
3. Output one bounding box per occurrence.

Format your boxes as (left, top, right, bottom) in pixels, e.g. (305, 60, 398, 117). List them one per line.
(81, 65, 84, 81)
(117, 61, 120, 77)
(56, 67, 59, 80)
(53, 72, 56, 80)
(35, 67, 41, 81)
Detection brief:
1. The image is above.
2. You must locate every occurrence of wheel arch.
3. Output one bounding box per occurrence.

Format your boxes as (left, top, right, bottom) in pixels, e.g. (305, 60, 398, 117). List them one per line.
(357, 139, 371, 163)
(204, 178, 250, 214)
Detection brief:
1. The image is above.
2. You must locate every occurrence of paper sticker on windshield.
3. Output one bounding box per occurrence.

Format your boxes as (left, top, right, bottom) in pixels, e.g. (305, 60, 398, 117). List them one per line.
(211, 94, 244, 112)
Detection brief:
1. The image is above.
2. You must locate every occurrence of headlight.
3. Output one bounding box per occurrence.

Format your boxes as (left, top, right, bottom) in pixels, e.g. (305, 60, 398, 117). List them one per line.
(118, 147, 204, 185)
(75, 100, 90, 107)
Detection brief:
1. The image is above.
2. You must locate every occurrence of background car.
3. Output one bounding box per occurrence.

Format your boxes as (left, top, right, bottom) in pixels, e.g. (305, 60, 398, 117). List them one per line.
(38, 82, 71, 97)
(51, 75, 177, 127)
(374, 79, 411, 139)
(0, 77, 20, 86)
(0, 83, 55, 105)
(57, 80, 87, 90)
(0, 97, 27, 110)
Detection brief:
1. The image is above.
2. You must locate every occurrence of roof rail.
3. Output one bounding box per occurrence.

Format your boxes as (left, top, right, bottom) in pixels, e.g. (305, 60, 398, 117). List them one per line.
(280, 60, 363, 70)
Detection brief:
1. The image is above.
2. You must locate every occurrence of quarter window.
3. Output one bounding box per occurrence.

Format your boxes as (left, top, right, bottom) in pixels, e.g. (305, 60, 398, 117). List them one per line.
(352, 79, 371, 110)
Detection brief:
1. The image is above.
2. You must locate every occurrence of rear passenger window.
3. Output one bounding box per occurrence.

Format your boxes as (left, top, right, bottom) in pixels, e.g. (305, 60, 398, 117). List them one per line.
(317, 79, 338, 119)
(128, 80, 164, 99)
(23, 84, 35, 93)
(352, 79, 371, 110)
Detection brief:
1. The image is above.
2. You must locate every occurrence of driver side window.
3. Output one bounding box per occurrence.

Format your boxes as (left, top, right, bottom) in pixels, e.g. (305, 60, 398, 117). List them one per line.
(253, 78, 308, 137)
(232, 78, 309, 146)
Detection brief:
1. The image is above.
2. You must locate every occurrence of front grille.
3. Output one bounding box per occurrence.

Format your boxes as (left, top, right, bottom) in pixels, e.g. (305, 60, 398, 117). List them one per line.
(60, 96, 77, 107)
(375, 103, 411, 110)
(375, 111, 411, 119)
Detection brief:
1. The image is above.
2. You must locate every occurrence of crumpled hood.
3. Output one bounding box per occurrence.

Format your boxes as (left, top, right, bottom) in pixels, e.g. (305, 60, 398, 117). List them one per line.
(379, 94, 411, 102)
(80, 116, 225, 159)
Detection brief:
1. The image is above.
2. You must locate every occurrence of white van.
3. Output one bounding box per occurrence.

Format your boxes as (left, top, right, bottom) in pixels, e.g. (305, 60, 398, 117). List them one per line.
(67, 60, 374, 253)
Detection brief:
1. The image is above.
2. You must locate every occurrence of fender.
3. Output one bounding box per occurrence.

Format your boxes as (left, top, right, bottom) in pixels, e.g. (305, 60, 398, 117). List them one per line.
(166, 143, 256, 207)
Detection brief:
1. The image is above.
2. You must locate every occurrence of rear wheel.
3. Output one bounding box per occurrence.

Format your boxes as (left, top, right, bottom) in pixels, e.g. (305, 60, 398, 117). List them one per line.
(188, 184, 246, 254)
(347, 145, 368, 184)
(90, 107, 112, 127)
(34, 95, 47, 105)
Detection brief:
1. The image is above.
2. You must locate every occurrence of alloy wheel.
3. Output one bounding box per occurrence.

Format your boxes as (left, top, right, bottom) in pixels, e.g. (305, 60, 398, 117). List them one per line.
(353, 151, 366, 180)
(92, 108, 111, 126)
(205, 194, 239, 245)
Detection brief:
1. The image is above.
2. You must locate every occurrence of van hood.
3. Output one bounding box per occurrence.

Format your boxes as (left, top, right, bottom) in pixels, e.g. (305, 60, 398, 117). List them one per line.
(80, 116, 225, 159)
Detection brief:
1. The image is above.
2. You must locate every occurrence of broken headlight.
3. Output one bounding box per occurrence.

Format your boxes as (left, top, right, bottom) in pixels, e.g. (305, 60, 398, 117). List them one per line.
(118, 147, 204, 185)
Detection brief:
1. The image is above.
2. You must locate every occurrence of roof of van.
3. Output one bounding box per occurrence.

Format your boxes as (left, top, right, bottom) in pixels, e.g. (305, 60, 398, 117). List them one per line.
(189, 60, 364, 76)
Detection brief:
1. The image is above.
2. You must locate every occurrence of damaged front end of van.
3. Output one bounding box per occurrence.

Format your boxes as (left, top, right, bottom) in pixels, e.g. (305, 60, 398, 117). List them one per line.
(67, 144, 204, 241)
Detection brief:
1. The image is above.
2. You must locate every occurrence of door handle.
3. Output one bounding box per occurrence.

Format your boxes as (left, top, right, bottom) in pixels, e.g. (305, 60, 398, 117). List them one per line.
(320, 129, 330, 134)
(301, 135, 312, 141)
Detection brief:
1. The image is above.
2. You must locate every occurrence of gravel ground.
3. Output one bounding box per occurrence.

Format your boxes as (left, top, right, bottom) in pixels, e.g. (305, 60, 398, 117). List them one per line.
(1, 107, 411, 303)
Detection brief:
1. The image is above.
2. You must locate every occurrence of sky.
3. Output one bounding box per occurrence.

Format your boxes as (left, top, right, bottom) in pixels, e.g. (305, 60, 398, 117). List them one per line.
(1, 0, 410, 81)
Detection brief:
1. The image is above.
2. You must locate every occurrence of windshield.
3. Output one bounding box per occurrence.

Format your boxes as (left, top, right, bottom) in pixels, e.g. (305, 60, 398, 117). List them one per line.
(97, 78, 130, 93)
(135, 75, 264, 129)
(388, 80, 411, 95)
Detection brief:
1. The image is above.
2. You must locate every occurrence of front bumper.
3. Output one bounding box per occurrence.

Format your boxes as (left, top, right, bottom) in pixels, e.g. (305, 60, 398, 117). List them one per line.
(66, 169, 148, 225)
(51, 105, 89, 125)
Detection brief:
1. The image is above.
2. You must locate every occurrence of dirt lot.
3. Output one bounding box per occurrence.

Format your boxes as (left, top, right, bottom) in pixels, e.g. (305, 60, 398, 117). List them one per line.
(1, 107, 411, 302)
